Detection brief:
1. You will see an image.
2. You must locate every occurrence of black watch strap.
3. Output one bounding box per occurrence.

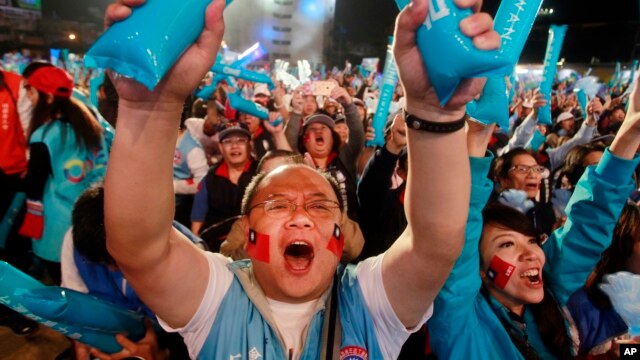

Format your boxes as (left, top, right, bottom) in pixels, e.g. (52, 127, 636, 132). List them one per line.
(403, 109, 467, 133)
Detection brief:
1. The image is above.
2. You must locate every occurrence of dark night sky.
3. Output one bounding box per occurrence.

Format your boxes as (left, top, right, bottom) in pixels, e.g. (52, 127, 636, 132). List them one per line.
(42, 0, 640, 64)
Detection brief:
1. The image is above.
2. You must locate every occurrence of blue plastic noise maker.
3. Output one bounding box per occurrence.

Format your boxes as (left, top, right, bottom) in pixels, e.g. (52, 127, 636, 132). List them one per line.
(393, 0, 542, 105)
(537, 25, 568, 125)
(0, 261, 145, 353)
(466, 77, 509, 130)
(85, 0, 235, 90)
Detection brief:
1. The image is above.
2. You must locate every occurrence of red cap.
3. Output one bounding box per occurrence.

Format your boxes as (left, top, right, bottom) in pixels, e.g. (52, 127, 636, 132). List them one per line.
(27, 67, 73, 98)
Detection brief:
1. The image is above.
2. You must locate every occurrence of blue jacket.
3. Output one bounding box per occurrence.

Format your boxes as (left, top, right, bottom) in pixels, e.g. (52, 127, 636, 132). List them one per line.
(428, 149, 640, 359)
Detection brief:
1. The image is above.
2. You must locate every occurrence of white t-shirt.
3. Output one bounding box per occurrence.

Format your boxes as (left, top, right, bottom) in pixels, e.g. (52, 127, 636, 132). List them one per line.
(267, 297, 319, 359)
(160, 252, 433, 359)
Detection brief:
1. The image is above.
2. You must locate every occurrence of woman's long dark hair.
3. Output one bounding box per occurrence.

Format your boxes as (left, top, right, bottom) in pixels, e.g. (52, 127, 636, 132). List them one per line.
(28, 94, 103, 151)
(482, 204, 574, 360)
(585, 204, 640, 309)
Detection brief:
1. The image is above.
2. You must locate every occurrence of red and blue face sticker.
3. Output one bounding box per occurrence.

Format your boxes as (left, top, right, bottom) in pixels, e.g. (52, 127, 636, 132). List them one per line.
(326, 224, 344, 259)
(486, 256, 516, 289)
(247, 229, 270, 263)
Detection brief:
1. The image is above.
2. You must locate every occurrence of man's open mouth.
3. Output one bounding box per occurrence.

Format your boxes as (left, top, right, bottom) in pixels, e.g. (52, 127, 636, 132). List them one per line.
(284, 241, 314, 271)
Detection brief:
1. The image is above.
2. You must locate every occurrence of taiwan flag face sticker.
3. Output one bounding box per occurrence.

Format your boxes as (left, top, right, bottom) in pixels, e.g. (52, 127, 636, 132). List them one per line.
(486, 255, 516, 289)
(247, 229, 270, 263)
(326, 224, 344, 259)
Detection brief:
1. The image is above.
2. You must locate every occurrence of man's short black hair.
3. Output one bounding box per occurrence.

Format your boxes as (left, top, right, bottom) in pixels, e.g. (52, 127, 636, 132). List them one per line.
(72, 183, 114, 265)
(241, 165, 345, 216)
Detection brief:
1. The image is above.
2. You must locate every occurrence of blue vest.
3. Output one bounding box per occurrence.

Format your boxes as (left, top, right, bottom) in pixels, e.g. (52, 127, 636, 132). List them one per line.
(30, 120, 108, 262)
(197, 260, 383, 359)
(173, 131, 202, 181)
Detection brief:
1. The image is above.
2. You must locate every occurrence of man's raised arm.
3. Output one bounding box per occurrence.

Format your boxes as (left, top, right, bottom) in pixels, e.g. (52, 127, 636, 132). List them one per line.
(103, 0, 226, 328)
(381, 0, 501, 328)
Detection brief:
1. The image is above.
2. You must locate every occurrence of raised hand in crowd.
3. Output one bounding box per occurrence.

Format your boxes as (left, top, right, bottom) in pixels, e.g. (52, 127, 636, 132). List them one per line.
(329, 81, 353, 106)
(610, 75, 640, 159)
(585, 97, 603, 126)
(385, 111, 407, 155)
(530, 88, 547, 116)
(290, 89, 304, 115)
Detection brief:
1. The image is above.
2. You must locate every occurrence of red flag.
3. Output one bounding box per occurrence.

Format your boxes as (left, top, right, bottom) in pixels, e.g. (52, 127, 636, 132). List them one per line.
(247, 229, 270, 263)
(486, 256, 516, 289)
(326, 224, 344, 259)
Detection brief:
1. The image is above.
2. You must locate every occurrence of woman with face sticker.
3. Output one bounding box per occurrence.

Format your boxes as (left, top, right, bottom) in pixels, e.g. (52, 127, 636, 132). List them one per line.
(427, 79, 640, 360)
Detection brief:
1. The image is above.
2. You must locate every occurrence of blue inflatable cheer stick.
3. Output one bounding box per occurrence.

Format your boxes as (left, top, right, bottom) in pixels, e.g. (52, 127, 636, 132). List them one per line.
(0, 193, 26, 249)
(368, 37, 398, 147)
(228, 91, 269, 119)
(211, 63, 275, 89)
(574, 89, 588, 117)
(467, 77, 509, 130)
(196, 73, 226, 101)
(85, 0, 235, 90)
(526, 129, 546, 152)
(15, 287, 145, 339)
(537, 25, 568, 125)
(629, 60, 639, 86)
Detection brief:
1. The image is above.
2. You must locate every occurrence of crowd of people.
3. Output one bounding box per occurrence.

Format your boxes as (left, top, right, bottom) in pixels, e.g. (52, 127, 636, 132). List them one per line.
(1, 0, 640, 358)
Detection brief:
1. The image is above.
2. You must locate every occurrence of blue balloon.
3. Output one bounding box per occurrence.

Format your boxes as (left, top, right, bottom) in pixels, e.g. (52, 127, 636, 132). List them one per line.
(228, 91, 268, 119)
(537, 25, 568, 125)
(467, 77, 509, 130)
(394, 0, 540, 105)
(368, 38, 398, 147)
(85, 0, 234, 90)
(15, 287, 145, 339)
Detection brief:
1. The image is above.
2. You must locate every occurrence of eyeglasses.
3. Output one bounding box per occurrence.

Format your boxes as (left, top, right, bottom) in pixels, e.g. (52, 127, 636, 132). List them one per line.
(509, 164, 546, 175)
(248, 199, 340, 219)
(221, 137, 249, 146)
